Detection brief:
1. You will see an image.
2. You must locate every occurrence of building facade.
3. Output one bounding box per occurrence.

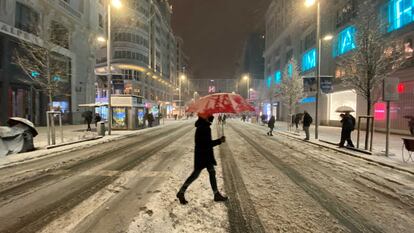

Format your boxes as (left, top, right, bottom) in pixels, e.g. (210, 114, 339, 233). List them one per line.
(95, 0, 178, 119)
(0, 0, 103, 125)
(264, 0, 414, 134)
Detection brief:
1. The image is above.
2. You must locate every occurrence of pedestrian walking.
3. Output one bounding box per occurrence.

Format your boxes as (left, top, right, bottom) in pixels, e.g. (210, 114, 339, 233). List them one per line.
(267, 115, 275, 136)
(302, 111, 312, 140)
(339, 113, 355, 148)
(82, 110, 93, 131)
(222, 114, 227, 125)
(176, 113, 228, 205)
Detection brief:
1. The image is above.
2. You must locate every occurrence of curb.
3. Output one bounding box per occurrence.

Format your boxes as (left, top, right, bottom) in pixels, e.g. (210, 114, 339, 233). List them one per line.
(0, 127, 157, 169)
(276, 130, 414, 176)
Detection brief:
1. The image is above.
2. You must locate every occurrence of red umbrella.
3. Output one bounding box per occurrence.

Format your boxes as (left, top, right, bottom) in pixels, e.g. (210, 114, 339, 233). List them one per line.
(187, 93, 255, 114)
(187, 93, 255, 136)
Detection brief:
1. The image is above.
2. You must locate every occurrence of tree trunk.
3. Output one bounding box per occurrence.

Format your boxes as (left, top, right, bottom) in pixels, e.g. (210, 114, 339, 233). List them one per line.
(47, 54, 53, 111)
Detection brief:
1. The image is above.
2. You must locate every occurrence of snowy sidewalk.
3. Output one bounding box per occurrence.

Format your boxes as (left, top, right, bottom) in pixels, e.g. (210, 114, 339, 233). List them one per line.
(0, 119, 185, 169)
(242, 120, 414, 174)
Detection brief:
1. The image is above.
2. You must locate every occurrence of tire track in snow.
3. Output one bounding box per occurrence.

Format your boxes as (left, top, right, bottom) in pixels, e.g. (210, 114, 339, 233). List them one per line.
(231, 124, 385, 233)
(217, 127, 266, 233)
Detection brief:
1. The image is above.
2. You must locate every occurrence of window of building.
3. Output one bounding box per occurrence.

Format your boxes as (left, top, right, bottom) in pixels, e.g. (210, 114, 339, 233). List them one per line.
(333, 25, 357, 57)
(303, 30, 316, 52)
(50, 21, 70, 49)
(336, 0, 358, 28)
(99, 14, 104, 28)
(302, 48, 317, 72)
(15, 2, 39, 35)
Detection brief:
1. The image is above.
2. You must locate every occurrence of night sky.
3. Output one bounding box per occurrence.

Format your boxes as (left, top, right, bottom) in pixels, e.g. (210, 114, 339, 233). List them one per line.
(170, 0, 271, 80)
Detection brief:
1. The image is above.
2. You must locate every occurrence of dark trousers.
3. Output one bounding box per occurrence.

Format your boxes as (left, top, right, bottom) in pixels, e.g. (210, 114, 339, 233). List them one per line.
(178, 165, 218, 194)
(339, 129, 354, 147)
(268, 127, 274, 135)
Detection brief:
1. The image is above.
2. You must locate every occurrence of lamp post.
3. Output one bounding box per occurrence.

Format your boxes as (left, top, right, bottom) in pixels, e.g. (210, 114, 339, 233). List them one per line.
(179, 74, 186, 118)
(305, 0, 321, 139)
(243, 75, 250, 100)
(105, 0, 122, 135)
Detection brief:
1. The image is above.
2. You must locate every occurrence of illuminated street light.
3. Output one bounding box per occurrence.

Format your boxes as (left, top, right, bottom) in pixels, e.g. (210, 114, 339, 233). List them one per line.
(304, 0, 322, 139)
(304, 0, 316, 7)
(323, 34, 334, 41)
(179, 74, 186, 118)
(106, 0, 122, 135)
(97, 36, 106, 43)
(112, 0, 122, 8)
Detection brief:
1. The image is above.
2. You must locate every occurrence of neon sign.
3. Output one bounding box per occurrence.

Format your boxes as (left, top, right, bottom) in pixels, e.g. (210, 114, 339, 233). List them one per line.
(267, 76, 272, 88)
(274, 70, 281, 84)
(387, 0, 414, 32)
(302, 48, 316, 72)
(287, 63, 293, 78)
(333, 26, 356, 57)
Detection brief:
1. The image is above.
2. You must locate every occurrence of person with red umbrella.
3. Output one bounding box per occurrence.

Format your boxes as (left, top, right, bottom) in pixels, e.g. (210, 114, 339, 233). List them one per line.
(176, 113, 228, 205)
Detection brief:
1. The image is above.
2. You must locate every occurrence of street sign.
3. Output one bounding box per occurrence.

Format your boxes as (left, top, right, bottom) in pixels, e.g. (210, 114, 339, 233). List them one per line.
(320, 76, 333, 94)
(302, 76, 334, 93)
(383, 77, 399, 101)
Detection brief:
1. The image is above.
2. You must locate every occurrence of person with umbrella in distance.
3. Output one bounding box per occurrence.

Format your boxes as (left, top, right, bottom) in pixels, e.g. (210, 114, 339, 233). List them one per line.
(176, 113, 228, 205)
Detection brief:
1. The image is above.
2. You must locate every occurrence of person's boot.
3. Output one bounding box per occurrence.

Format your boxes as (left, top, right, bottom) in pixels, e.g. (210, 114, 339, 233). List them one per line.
(214, 192, 228, 202)
(176, 192, 188, 205)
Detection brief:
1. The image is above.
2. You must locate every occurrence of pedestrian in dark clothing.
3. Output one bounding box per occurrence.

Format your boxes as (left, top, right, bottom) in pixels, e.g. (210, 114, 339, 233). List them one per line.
(82, 110, 93, 131)
(94, 113, 102, 127)
(339, 113, 355, 147)
(147, 113, 154, 127)
(222, 114, 227, 125)
(267, 115, 276, 136)
(177, 114, 228, 205)
(294, 113, 303, 132)
(303, 111, 312, 140)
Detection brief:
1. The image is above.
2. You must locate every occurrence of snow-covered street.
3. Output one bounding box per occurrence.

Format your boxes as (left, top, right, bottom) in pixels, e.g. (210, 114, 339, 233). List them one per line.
(0, 119, 413, 233)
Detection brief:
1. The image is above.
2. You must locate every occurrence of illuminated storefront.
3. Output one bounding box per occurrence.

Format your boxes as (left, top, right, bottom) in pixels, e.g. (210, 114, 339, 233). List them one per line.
(328, 90, 357, 121)
(375, 80, 414, 133)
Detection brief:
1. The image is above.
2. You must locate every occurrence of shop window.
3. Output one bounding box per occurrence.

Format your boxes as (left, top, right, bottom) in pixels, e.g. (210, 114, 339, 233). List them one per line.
(405, 38, 413, 58)
(15, 2, 39, 35)
(329, 90, 357, 121)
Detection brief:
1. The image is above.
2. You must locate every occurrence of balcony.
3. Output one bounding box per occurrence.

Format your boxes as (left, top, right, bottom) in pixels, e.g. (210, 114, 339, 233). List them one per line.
(58, 0, 82, 19)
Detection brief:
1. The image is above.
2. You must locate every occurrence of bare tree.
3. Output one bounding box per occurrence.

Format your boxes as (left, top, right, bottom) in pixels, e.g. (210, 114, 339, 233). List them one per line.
(337, 0, 406, 116)
(13, 22, 71, 111)
(276, 58, 305, 125)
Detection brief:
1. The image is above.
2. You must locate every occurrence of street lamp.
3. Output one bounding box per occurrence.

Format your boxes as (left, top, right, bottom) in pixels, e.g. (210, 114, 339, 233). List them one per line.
(305, 0, 321, 139)
(243, 75, 250, 100)
(179, 74, 186, 118)
(105, 0, 122, 135)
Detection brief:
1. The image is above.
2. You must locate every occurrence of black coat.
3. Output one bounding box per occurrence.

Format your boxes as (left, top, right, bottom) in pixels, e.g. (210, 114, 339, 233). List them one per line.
(268, 116, 275, 128)
(194, 118, 222, 170)
(341, 115, 354, 131)
(303, 113, 313, 127)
